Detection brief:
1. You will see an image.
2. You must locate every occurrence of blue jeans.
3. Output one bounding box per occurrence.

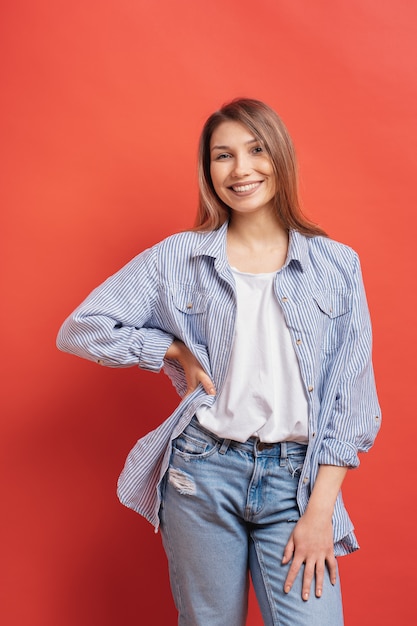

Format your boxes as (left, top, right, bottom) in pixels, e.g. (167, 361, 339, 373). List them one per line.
(160, 417, 344, 626)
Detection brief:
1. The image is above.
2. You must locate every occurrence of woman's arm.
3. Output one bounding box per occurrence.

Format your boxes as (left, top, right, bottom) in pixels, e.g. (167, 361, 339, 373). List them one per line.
(57, 246, 174, 372)
(316, 253, 381, 469)
(281, 253, 380, 600)
(282, 464, 348, 601)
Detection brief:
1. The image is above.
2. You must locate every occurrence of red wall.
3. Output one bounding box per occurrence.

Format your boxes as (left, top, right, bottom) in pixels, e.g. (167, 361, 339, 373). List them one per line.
(1, 1, 416, 624)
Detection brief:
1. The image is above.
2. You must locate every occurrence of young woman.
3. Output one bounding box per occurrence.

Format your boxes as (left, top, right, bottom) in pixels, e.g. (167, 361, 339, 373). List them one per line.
(57, 98, 381, 626)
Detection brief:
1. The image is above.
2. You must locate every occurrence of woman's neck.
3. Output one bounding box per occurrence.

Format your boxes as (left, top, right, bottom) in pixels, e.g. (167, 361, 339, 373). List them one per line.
(227, 212, 289, 274)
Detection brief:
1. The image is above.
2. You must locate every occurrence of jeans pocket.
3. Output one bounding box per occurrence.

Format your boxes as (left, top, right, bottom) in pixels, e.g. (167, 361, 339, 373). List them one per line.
(172, 431, 218, 460)
(286, 452, 306, 478)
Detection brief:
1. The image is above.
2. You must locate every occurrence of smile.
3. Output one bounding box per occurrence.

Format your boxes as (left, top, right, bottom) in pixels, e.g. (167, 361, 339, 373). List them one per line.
(230, 182, 262, 193)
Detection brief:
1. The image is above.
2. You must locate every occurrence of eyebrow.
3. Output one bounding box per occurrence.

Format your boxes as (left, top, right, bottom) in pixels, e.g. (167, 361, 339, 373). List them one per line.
(210, 138, 259, 152)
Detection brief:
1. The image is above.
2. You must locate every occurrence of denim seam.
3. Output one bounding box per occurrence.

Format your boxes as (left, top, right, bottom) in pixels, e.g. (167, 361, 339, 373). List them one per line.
(251, 534, 281, 626)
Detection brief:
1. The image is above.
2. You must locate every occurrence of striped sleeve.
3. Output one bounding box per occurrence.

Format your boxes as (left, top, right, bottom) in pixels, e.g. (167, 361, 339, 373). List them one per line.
(56, 245, 174, 371)
(317, 253, 381, 467)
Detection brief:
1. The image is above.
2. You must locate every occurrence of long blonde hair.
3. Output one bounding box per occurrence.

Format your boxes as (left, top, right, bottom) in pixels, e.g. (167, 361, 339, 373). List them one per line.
(195, 98, 327, 237)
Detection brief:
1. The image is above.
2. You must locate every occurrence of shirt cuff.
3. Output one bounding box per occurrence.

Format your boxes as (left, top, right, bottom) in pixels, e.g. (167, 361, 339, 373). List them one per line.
(137, 329, 174, 372)
(317, 438, 360, 468)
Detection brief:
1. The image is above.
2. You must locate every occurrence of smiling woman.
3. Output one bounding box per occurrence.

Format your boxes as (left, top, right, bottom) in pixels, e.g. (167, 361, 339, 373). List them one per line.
(210, 121, 277, 216)
(196, 99, 327, 237)
(57, 98, 381, 626)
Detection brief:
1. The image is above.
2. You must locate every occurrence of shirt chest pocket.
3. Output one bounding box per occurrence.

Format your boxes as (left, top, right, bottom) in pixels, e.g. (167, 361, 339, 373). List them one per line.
(170, 286, 210, 344)
(312, 291, 351, 353)
(313, 291, 350, 319)
(172, 287, 209, 315)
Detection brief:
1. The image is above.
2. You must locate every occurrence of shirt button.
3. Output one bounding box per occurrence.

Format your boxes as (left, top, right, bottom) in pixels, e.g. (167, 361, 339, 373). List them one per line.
(303, 477, 309, 484)
(97, 359, 104, 365)
(311, 432, 316, 438)
(308, 385, 314, 392)
(282, 297, 288, 302)
(296, 339, 302, 345)
(186, 302, 193, 309)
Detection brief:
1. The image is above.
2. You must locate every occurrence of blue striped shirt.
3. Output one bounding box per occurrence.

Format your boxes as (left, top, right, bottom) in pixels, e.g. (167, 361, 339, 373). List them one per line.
(57, 222, 381, 555)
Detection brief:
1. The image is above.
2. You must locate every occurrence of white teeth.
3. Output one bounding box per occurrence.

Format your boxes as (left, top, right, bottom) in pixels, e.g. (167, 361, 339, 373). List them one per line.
(232, 183, 259, 192)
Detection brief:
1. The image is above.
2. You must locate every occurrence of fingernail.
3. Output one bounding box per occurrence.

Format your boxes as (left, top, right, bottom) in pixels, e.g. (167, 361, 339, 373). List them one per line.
(303, 592, 309, 601)
(316, 589, 322, 598)
(284, 585, 291, 594)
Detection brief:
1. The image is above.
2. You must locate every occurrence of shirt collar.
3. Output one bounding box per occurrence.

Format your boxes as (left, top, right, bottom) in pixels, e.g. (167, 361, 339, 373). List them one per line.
(192, 221, 310, 272)
(191, 221, 229, 260)
(286, 229, 310, 272)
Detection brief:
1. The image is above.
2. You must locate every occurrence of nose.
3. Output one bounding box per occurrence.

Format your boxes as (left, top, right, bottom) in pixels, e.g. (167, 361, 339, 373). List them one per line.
(231, 153, 252, 177)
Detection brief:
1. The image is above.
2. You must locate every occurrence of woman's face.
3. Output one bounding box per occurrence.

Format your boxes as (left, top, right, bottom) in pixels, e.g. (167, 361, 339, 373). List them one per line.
(209, 120, 276, 217)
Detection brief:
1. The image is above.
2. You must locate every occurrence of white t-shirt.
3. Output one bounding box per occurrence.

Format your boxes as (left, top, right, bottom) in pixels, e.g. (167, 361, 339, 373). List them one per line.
(196, 267, 309, 443)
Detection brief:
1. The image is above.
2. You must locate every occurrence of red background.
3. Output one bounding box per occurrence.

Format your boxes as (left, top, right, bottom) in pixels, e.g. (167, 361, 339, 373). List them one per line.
(1, 1, 416, 624)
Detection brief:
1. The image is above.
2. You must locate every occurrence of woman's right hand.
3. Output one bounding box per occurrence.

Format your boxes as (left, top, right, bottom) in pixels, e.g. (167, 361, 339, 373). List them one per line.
(165, 339, 216, 397)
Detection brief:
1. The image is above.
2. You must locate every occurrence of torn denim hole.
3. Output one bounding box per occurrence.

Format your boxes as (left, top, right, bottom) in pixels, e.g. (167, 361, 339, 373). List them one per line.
(168, 467, 196, 495)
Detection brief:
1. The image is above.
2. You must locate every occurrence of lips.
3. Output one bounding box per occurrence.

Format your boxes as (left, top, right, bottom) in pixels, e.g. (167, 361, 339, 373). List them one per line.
(229, 181, 262, 194)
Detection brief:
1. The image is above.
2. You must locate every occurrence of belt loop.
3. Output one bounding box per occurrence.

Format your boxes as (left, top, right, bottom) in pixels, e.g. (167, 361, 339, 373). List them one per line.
(279, 441, 288, 466)
(219, 439, 231, 455)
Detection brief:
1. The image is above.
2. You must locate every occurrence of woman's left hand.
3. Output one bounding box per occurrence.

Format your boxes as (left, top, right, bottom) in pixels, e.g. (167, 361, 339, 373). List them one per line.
(281, 510, 337, 601)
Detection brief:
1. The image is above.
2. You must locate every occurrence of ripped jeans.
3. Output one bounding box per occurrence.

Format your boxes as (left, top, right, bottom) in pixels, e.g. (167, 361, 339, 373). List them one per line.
(159, 417, 344, 626)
